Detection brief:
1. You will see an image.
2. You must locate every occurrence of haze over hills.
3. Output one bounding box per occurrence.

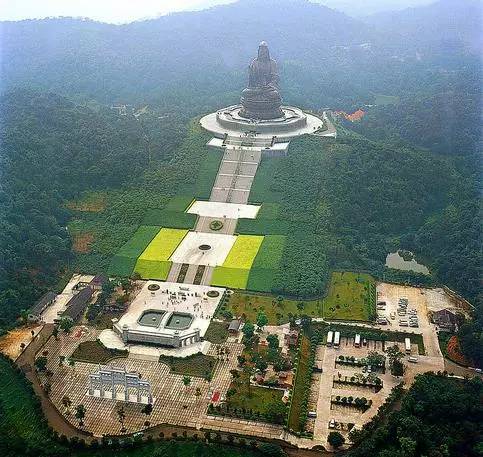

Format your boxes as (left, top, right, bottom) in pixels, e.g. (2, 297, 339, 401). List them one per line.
(1, 0, 479, 110)
(318, 0, 434, 17)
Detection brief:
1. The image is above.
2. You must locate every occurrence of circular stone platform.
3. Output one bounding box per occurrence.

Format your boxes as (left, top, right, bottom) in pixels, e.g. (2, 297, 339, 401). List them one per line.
(200, 104, 323, 141)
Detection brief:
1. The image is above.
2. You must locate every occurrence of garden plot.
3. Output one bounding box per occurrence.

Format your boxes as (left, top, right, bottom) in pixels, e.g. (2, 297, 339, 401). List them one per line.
(134, 228, 189, 280)
(187, 201, 260, 219)
(169, 232, 236, 267)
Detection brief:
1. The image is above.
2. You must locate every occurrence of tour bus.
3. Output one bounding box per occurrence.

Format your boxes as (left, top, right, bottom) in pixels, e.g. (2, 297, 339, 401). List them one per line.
(326, 331, 334, 347)
(405, 337, 411, 354)
(354, 333, 361, 348)
(334, 331, 341, 348)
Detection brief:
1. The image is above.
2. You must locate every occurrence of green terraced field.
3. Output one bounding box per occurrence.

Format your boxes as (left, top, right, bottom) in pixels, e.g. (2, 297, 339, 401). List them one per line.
(133, 228, 188, 280)
(137, 228, 188, 261)
(211, 267, 251, 289)
(211, 235, 264, 289)
(223, 235, 264, 269)
(108, 225, 160, 276)
(246, 235, 286, 292)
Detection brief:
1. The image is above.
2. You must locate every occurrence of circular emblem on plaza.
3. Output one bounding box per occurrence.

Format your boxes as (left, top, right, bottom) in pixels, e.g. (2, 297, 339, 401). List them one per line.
(198, 244, 212, 251)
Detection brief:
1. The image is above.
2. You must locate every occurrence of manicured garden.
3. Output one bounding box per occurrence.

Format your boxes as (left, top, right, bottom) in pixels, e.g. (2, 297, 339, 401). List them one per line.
(204, 321, 229, 344)
(159, 353, 217, 379)
(216, 370, 286, 423)
(71, 340, 127, 363)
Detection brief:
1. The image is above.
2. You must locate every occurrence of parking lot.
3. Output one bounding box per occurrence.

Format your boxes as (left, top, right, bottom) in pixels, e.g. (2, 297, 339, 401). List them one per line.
(313, 335, 401, 448)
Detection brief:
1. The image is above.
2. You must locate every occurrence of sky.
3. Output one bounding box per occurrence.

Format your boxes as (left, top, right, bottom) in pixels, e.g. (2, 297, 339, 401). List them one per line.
(0, 0, 435, 23)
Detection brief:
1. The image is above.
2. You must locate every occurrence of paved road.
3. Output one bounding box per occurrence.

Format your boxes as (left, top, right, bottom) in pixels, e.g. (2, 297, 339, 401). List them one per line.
(16, 324, 91, 440)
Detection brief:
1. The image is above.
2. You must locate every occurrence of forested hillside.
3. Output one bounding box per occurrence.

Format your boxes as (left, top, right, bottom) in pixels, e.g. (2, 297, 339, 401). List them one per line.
(347, 373, 483, 457)
(0, 90, 185, 327)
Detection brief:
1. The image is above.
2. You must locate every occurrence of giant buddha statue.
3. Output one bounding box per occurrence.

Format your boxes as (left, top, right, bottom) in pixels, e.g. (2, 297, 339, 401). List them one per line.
(240, 41, 283, 120)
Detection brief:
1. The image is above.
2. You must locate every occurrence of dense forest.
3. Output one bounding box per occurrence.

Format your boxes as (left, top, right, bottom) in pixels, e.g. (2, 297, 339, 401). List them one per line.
(347, 373, 483, 457)
(0, 90, 186, 327)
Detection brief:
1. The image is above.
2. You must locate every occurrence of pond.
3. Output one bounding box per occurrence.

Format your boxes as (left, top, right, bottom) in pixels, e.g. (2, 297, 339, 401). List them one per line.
(385, 251, 429, 275)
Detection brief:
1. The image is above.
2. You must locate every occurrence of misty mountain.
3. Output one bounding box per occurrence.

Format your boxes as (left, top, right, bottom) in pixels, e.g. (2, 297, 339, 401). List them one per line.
(317, 0, 433, 17)
(366, 0, 482, 53)
(0, 0, 479, 108)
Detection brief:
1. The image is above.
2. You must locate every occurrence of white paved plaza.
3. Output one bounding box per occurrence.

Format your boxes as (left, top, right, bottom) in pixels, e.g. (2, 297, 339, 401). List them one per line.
(169, 232, 236, 267)
(187, 200, 260, 219)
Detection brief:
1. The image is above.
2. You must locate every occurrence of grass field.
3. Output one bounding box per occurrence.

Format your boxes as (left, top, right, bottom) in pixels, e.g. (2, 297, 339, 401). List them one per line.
(226, 371, 285, 416)
(223, 292, 322, 324)
(211, 267, 250, 289)
(165, 195, 194, 212)
(116, 226, 161, 258)
(246, 235, 286, 292)
(159, 353, 217, 379)
(133, 259, 172, 280)
(108, 225, 161, 276)
(138, 228, 188, 261)
(142, 210, 197, 228)
(323, 271, 375, 321)
(204, 321, 229, 344)
(211, 235, 264, 289)
(223, 235, 264, 269)
(195, 150, 224, 199)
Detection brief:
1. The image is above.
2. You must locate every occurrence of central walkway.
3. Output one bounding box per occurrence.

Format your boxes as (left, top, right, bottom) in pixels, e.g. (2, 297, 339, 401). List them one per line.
(168, 143, 263, 286)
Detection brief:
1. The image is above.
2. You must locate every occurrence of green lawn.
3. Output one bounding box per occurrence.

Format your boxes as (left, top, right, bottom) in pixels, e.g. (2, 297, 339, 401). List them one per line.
(223, 292, 322, 325)
(226, 372, 284, 416)
(165, 195, 194, 212)
(108, 225, 161, 276)
(246, 235, 286, 292)
(211, 267, 250, 290)
(323, 271, 376, 321)
(142, 210, 196, 229)
(159, 353, 217, 379)
(133, 259, 172, 281)
(134, 228, 188, 280)
(71, 340, 127, 363)
(223, 235, 264, 269)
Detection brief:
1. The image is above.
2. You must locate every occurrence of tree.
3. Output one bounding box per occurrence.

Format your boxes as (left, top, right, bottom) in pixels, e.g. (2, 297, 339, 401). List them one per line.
(75, 404, 86, 426)
(242, 321, 255, 339)
(367, 351, 385, 368)
(34, 356, 47, 372)
(257, 311, 268, 330)
(59, 318, 74, 333)
(328, 431, 345, 448)
(266, 334, 279, 350)
(386, 345, 404, 375)
(264, 402, 286, 425)
(255, 359, 268, 372)
(52, 326, 59, 339)
(182, 376, 191, 390)
(258, 441, 286, 456)
(62, 396, 72, 412)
